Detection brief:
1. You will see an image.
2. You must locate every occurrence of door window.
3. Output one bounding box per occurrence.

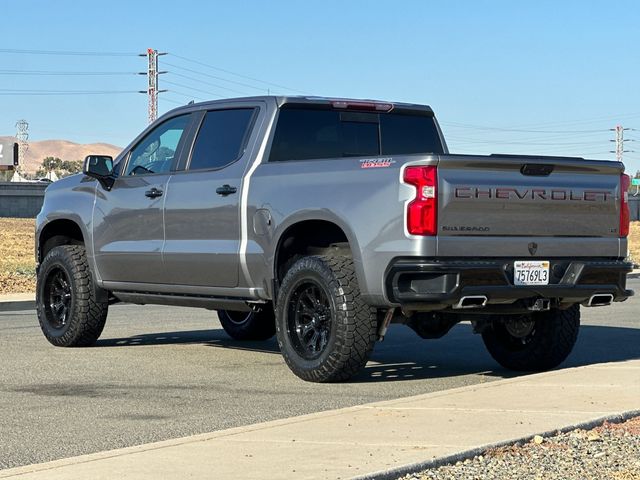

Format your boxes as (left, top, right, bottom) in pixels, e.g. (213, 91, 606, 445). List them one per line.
(124, 115, 190, 176)
(188, 109, 256, 171)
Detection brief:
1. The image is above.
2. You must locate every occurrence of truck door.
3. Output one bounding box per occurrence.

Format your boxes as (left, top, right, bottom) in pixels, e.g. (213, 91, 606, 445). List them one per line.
(92, 114, 192, 285)
(162, 106, 260, 287)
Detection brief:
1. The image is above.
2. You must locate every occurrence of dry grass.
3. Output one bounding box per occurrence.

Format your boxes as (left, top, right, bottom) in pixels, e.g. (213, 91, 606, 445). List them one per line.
(0, 218, 36, 294)
(629, 221, 640, 264)
(0, 218, 638, 296)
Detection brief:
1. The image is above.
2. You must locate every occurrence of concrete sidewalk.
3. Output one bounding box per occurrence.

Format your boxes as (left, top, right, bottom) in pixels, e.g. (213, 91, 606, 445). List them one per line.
(1, 360, 638, 480)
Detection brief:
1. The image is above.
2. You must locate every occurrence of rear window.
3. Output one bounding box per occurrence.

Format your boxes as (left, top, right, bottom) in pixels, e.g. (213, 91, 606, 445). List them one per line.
(269, 107, 443, 162)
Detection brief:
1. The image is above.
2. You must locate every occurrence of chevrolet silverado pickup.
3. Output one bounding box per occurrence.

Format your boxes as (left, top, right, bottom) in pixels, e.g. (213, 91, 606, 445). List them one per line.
(35, 96, 634, 382)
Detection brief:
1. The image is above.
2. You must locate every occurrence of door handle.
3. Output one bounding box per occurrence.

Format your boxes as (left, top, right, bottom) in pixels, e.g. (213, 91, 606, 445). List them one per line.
(216, 184, 237, 196)
(145, 187, 164, 198)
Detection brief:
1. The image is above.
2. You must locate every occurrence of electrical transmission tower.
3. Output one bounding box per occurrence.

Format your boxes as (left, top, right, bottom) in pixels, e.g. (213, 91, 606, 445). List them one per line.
(139, 48, 167, 123)
(610, 125, 634, 162)
(15, 120, 29, 171)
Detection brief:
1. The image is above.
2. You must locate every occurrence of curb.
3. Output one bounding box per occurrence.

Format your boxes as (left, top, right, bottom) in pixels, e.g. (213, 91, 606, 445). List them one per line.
(0, 298, 35, 312)
(351, 409, 640, 480)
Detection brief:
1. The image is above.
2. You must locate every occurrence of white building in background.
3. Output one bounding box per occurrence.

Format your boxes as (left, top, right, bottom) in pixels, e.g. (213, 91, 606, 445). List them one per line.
(10, 170, 27, 182)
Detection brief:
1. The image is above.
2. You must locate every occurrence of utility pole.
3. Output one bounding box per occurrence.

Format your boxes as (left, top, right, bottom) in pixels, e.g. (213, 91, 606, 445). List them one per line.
(139, 49, 167, 124)
(610, 125, 634, 162)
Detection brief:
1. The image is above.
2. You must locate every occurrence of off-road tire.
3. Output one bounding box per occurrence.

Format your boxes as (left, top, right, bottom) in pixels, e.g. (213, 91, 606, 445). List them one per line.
(275, 255, 378, 383)
(482, 305, 580, 371)
(218, 308, 276, 341)
(36, 245, 108, 347)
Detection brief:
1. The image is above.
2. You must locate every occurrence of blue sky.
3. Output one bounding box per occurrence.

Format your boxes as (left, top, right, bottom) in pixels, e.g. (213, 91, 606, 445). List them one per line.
(2, 0, 639, 172)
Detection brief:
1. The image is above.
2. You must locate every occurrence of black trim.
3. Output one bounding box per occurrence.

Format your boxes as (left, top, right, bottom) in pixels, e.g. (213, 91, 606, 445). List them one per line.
(385, 258, 634, 311)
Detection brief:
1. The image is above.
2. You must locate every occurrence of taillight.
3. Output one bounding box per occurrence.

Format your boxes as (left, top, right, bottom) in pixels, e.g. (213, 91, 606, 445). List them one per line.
(404, 165, 437, 235)
(620, 173, 630, 237)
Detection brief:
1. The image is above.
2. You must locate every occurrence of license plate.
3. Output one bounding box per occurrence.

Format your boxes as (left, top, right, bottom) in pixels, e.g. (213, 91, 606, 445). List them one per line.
(514, 261, 550, 286)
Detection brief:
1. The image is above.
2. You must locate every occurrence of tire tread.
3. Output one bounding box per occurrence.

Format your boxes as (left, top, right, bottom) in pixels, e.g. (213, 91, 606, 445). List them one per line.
(37, 245, 108, 347)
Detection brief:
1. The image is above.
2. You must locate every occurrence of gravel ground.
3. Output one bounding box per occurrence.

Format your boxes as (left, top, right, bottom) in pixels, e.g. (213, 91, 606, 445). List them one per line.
(401, 416, 640, 480)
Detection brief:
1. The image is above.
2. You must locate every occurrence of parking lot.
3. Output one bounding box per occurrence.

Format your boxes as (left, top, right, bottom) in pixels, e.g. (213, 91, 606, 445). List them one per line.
(1, 278, 639, 470)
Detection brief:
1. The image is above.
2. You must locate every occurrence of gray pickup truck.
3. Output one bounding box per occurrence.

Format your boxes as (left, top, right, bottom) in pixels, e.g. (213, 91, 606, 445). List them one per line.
(35, 96, 634, 382)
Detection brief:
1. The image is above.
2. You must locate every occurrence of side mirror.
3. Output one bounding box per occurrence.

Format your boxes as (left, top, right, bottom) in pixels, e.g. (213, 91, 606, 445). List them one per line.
(83, 155, 115, 190)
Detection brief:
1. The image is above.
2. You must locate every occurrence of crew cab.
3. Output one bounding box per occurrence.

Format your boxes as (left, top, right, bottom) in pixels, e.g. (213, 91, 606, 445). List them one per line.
(35, 96, 634, 382)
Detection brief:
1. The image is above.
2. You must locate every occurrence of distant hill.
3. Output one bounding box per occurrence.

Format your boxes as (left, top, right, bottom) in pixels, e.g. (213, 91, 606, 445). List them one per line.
(0, 136, 121, 174)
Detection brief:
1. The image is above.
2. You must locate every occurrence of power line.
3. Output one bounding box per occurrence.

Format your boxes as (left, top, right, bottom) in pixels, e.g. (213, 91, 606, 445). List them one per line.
(164, 61, 267, 93)
(163, 80, 224, 98)
(162, 97, 187, 106)
(0, 69, 138, 76)
(0, 48, 137, 56)
(441, 112, 640, 133)
(441, 122, 607, 134)
(168, 54, 308, 94)
(444, 137, 607, 146)
(167, 70, 253, 96)
(0, 89, 139, 95)
(166, 89, 206, 102)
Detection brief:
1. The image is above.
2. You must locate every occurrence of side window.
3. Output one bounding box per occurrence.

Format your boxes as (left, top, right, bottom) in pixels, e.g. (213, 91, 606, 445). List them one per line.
(188, 108, 256, 171)
(380, 114, 444, 155)
(125, 115, 190, 176)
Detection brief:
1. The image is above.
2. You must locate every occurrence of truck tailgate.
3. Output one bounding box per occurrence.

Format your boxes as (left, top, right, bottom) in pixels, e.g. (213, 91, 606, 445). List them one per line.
(438, 155, 624, 237)
(435, 155, 625, 257)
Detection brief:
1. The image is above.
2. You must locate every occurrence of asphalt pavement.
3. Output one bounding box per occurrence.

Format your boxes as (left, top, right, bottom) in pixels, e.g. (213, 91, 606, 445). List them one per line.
(1, 279, 638, 470)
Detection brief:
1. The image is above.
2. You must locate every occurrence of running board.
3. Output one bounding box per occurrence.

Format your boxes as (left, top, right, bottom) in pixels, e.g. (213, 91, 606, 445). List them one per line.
(112, 291, 253, 311)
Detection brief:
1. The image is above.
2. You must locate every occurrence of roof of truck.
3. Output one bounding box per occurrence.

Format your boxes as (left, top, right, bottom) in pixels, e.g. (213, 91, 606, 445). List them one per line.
(167, 95, 434, 114)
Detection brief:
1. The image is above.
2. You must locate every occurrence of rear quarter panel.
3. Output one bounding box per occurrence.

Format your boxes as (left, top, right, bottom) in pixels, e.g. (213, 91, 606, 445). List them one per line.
(246, 156, 439, 305)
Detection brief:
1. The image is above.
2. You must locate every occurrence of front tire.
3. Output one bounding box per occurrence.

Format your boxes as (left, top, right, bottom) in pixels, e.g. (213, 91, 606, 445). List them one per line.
(36, 245, 108, 347)
(217, 308, 276, 341)
(482, 305, 580, 371)
(275, 255, 378, 383)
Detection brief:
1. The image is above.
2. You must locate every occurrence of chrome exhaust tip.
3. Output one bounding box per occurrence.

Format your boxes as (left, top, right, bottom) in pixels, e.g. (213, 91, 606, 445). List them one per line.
(586, 294, 614, 307)
(454, 295, 488, 309)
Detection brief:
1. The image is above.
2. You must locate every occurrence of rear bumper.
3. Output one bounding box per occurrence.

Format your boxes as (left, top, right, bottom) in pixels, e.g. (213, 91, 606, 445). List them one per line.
(385, 258, 634, 311)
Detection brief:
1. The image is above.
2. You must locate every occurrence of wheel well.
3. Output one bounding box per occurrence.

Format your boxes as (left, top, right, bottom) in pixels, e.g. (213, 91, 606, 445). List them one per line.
(274, 220, 351, 285)
(38, 220, 84, 263)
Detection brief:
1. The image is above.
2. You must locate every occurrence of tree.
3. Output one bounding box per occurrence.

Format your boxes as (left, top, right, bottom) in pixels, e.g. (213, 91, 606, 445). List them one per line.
(42, 157, 63, 175)
(61, 160, 83, 175)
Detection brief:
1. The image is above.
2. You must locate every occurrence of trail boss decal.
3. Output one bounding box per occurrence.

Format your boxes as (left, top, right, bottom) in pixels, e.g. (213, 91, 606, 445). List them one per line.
(360, 158, 395, 169)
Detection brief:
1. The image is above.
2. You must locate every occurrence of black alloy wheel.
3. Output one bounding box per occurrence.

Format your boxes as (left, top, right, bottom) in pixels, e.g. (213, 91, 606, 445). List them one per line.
(287, 280, 333, 360)
(275, 255, 378, 383)
(43, 267, 73, 330)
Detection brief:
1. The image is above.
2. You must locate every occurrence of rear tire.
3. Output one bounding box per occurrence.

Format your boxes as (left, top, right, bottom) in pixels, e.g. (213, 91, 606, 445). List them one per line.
(217, 308, 276, 341)
(36, 245, 108, 347)
(481, 305, 580, 371)
(275, 255, 378, 383)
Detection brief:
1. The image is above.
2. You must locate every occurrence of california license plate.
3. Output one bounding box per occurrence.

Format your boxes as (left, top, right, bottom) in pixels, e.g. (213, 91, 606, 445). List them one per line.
(514, 261, 550, 286)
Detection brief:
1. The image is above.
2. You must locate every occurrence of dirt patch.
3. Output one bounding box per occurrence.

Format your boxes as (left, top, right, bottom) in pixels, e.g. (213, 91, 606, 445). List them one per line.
(0, 218, 36, 294)
(629, 221, 640, 264)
